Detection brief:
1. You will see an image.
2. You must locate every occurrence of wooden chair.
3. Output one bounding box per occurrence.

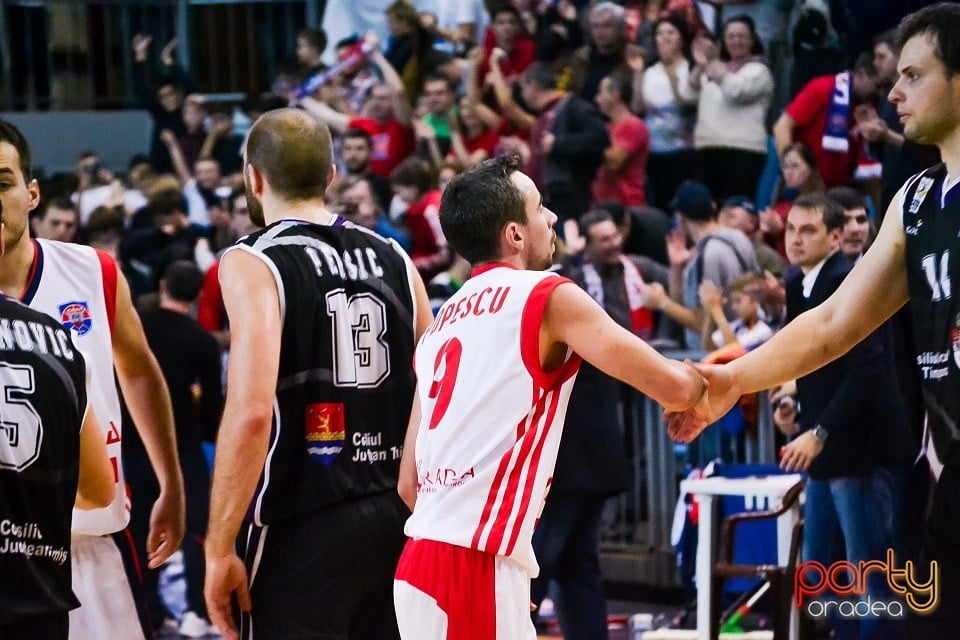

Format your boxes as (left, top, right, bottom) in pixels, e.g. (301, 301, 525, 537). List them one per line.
(709, 478, 807, 639)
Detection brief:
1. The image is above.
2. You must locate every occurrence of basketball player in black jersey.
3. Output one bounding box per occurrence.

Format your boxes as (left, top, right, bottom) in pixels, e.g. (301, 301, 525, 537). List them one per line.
(0, 201, 114, 638)
(203, 109, 432, 640)
(667, 4, 960, 637)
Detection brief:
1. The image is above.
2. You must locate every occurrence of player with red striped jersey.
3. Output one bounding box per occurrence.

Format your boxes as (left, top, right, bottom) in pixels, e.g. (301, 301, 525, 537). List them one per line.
(395, 156, 710, 639)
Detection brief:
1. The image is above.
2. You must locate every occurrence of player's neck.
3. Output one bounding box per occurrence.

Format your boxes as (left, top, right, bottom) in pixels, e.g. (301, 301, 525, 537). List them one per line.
(264, 199, 337, 227)
(939, 128, 960, 178)
(0, 234, 36, 301)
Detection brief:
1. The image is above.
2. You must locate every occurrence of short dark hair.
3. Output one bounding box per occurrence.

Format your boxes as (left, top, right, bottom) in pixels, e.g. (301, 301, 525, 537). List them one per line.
(390, 156, 433, 195)
(490, 5, 522, 23)
(522, 62, 557, 91)
(41, 196, 76, 220)
(874, 29, 899, 54)
(792, 193, 844, 232)
(424, 72, 455, 93)
(852, 52, 877, 77)
(162, 260, 204, 303)
(246, 108, 333, 202)
(896, 2, 960, 77)
(0, 120, 33, 181)
(150, 189, 189, 219)
(439, 156, 527, 264)
(298, 27, 327, 53)
(342, 128, 373, 148)
(579, 209, 616, 240)
(826, 186, 867, 212)
(602, 72, 632, 105)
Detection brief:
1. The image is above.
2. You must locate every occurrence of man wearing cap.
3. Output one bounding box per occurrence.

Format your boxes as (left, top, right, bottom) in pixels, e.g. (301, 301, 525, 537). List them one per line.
(646, 180, 759, 351)
(718, 195, 786, 278)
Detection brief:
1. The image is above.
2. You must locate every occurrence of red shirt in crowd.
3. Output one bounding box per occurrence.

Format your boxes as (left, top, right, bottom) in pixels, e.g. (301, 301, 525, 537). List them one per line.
(405, 190, 451, 282)
(347, 117, 415, 179)
(784, 75, 863, 188)
(592, 115, 650, 206)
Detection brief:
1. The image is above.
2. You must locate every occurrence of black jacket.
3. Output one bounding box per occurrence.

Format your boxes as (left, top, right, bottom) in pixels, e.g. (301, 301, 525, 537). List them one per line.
(786, 251, 905, 479)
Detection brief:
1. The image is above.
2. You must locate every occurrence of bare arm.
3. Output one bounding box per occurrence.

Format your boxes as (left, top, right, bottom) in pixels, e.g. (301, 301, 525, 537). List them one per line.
(772, 112, 796, 160)
(367, 37, 411, 125)
(112, 270, 185, 568)
(160, 129, 193, 187)
(301, 96, 351, 134)
(397, 257, 433, 512)
(76, 407, 115, 510)
(731, 205, 909, 393)
(543, 282, 704, 411)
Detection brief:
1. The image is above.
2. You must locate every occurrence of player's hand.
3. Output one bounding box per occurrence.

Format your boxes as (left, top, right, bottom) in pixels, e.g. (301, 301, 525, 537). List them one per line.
(665, 363, 741, 443)
(146, 486, 185, 568)
(780, 430, 823, 472)
(204, 552, 252, 640)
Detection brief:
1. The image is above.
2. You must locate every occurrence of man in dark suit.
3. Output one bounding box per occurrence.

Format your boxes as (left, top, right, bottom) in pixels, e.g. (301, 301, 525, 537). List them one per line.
(774, 194, 903, 640)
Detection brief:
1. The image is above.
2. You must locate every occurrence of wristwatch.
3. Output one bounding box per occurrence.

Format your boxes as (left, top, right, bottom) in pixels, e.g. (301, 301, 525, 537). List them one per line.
(811, 425, 829, 443)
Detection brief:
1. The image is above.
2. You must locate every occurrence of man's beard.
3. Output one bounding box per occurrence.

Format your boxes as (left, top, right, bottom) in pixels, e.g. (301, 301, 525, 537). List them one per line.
(243, 176, 266, 227)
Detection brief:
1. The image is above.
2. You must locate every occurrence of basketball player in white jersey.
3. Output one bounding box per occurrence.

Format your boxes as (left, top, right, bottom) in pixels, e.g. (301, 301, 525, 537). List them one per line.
(0, 121, 185, 639)
(394, 156, 710, 639)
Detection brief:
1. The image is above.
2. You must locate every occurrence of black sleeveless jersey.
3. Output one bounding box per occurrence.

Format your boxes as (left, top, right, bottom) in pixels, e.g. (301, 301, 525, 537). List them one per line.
(902, 164, 960, 466)
(232, 219, 417, 525)
(0, 296, 88, 624)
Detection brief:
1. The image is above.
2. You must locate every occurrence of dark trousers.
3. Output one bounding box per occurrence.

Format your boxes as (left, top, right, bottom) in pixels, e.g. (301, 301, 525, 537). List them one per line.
(128, 445, 210, 622)
(696, 147, 767, 203)
(0, 611, 68, 640)
(530, 491, 609, 640)
(647, 149, 697, 211)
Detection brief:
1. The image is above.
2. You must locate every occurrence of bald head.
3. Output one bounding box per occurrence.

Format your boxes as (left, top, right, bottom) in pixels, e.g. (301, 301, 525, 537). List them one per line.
(245, 108, 334, 202)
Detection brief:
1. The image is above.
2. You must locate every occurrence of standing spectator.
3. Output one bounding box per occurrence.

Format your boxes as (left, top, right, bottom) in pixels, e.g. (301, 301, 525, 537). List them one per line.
(131, 261, 223, 638)
(826, 186, 871, 261)
(636, 13, 697, 210)
(774, 194, 902, 640)
(383, 0, 435, 104)
(301, 34, 415, 180)
(31, 197, 79, 242)
(717, 195, 786, 277)
(340, 128, 394, 211)
(567, 2, 634, 102)
(390, 157, 452, 281)
(131, 34, 192, 174)
(296, 27, 328, 76)
(0, 292, 114, 639)
(530, 209, 666, 637)
(683, 15, 773, 202)
(592, 72, 650, 207)
(414, 73, 459, 163)
(203, 108, 431, 640)
(773, 54, 880, 188)
(476, 5, 536, 92)
(519, 62, 609, 241)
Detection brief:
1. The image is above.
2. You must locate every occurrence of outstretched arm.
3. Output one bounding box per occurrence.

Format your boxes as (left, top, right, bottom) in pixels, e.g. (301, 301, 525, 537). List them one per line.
(543, 282, 705, 412)
(667, 195, 910, 442)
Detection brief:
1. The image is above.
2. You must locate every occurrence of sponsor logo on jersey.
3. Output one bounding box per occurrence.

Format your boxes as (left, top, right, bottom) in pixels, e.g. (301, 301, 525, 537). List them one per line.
(910, 177, 935, 214)
(58, 301, 93, 336)
(305, 402, 345, 465)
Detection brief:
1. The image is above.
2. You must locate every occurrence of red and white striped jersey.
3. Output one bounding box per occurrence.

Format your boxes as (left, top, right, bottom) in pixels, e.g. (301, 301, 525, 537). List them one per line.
(405, 263, 581, 576)
(26, 240, 125, 536)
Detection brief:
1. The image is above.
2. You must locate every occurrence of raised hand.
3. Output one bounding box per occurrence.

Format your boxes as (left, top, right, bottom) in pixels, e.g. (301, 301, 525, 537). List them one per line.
(666, 227, 692, 268)
(132, 34, 152, 62)
(161, 38, 178, 67)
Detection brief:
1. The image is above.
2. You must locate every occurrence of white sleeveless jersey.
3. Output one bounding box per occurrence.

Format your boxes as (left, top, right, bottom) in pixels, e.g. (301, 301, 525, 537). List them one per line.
(27, 239, 126, 535)
(404, 264, 581, 576)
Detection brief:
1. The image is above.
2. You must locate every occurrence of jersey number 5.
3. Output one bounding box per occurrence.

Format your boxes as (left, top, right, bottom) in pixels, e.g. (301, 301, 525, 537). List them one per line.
(0, 363, 44, 472)
(428, 337, 462, 429)
(326, 290, 391, 388)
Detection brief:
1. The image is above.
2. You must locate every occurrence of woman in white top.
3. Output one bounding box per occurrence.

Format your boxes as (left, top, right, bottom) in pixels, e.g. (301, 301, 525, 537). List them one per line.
(682, 14, 773, 203)
(636, 13, 697, 210)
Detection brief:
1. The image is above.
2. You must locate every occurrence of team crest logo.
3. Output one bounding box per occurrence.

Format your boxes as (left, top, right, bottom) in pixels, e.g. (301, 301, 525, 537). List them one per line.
(305, 402, 346, 466)
(910, 177, 935, 214)
(58, 301, 93, 336)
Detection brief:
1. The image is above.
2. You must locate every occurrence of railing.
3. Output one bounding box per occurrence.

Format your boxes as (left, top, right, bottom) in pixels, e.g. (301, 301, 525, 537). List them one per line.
(599, 350, 778, 588)
(0, 0, 324, 111)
